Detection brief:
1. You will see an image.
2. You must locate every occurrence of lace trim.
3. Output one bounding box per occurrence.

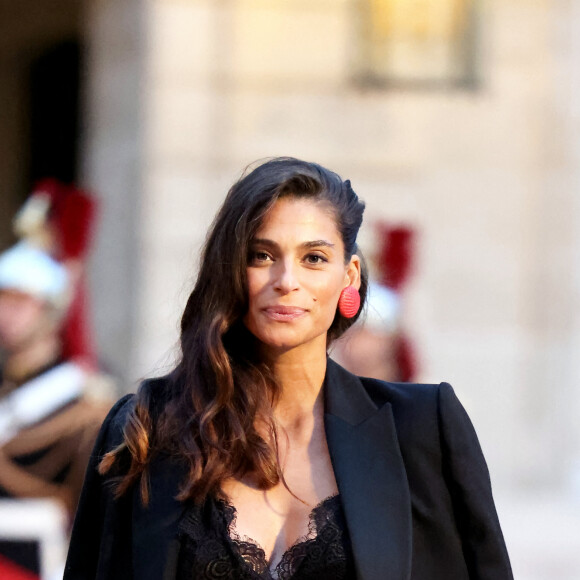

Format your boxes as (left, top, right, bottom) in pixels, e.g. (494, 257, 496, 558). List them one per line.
(218, 494, 342, 579)
(177, 493, 352, 579)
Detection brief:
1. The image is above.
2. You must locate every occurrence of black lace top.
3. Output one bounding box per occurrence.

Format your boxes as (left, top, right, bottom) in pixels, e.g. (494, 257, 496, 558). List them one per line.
(176, 494, 356, 579)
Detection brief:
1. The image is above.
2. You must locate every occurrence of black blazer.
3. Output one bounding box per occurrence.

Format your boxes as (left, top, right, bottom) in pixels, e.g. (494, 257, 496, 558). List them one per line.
(64, 359, 513, 580)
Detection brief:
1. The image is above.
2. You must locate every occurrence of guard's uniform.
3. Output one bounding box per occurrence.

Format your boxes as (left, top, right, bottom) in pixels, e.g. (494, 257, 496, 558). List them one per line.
(0, 361, 112, 519)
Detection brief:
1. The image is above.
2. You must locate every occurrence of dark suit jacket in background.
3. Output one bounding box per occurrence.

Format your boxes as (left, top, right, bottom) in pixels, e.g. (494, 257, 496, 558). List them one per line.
(64, 359, 513, 579)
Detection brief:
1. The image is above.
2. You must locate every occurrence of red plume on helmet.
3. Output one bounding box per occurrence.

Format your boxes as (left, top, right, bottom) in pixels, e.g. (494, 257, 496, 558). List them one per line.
(377, 224, 414, 292)
(19, 178, 98, 261)
(376, 222, 418, 382)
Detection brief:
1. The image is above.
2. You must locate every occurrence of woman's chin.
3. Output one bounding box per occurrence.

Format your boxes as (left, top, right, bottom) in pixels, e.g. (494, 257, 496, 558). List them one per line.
(256, 332, 327, 357)
(258, 339, 299, 354)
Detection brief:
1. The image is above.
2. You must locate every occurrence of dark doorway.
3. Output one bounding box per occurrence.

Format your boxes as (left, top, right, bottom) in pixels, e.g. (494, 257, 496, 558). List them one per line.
(29, 39, 81, 186)
(0, 1, 82, 250)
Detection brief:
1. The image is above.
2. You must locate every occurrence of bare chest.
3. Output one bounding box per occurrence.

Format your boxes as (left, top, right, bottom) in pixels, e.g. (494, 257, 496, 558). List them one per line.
(221, 442, 338, 566)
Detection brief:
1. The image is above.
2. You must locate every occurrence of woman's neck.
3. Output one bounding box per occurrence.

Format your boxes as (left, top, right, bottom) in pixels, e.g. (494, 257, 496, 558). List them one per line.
(266, 342, 328, 436)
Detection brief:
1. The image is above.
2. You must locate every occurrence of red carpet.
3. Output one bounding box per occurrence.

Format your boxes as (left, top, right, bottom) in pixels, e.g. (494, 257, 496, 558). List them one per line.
(0, 555, 39, 580)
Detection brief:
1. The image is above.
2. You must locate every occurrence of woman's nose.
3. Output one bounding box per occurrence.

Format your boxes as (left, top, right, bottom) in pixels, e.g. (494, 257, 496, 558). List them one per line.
(273, 260, 299, 293)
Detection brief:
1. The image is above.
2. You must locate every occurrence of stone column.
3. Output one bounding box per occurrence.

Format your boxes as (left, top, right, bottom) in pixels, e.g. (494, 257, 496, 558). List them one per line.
(563, 0, 580, 496)
(82, 0, 146, 388)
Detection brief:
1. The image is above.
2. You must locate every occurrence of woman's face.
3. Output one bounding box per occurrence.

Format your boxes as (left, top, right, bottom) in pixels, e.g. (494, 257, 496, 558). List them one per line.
(243, 196, 360, 355)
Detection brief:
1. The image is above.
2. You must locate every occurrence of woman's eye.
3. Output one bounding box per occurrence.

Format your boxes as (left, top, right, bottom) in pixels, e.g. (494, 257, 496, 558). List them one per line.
(250, 251, 271, 263)
(305, 254, 326, 265)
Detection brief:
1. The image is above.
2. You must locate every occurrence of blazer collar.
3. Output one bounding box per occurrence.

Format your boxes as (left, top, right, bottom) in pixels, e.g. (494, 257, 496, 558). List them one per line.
(324, 358, 412, 580)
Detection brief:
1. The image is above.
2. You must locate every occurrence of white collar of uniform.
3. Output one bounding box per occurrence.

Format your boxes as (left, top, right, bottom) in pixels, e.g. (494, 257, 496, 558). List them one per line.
(0, 362, 86, 446)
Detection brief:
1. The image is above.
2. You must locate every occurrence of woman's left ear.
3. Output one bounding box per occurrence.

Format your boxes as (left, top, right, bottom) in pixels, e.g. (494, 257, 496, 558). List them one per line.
(346, 254, 362, 290)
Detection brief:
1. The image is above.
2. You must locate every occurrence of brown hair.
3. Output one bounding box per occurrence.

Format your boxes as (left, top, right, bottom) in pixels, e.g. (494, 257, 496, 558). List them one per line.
(100, 158, 368, 504)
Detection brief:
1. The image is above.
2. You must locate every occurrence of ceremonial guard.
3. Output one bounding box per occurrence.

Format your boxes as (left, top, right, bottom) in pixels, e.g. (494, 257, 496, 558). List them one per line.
(0, 241, 112, 518)
(0, 180, 114, 580)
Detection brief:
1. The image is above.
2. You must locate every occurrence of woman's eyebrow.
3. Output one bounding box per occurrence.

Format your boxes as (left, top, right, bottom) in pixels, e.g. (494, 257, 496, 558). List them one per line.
(250, 238, 277, 249)
(302, 240, 335, 249)
(251, 238, 335, 250)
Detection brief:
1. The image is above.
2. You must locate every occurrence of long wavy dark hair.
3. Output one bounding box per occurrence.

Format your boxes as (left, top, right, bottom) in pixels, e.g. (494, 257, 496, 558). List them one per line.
(100, 157, 368, 504)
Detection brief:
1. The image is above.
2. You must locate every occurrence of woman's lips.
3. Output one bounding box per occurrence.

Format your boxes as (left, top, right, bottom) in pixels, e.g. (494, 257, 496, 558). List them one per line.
(262, 306, 308, 321)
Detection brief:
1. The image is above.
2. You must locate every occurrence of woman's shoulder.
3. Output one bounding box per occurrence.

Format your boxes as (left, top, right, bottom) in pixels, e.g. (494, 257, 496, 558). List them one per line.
(327, 358, 457, 427)
(356, 374, 474, 445)
(97, 393, 134, 448)
(100, 374, 172, 446)
(359, 374, 452, 408)
(360, 377, 448, 435)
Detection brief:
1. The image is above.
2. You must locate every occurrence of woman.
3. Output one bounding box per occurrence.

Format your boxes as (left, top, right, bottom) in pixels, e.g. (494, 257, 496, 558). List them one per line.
(64, 158, 513, 580)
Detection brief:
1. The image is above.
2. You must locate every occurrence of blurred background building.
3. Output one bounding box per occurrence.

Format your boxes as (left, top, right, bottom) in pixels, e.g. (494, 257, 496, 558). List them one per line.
(1, 0, 580, 577)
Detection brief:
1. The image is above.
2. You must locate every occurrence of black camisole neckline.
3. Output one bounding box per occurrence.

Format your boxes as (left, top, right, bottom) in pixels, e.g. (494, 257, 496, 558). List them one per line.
(177, 492, 356, 579)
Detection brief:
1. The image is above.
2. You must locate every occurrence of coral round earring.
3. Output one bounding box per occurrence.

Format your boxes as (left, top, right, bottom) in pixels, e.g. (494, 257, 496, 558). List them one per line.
(338, 286, 360, 318)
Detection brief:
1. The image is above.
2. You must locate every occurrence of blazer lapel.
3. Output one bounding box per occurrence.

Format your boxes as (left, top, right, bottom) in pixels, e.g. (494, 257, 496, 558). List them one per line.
(324, 359, 412, 580)
(132, 455, 187, 580)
